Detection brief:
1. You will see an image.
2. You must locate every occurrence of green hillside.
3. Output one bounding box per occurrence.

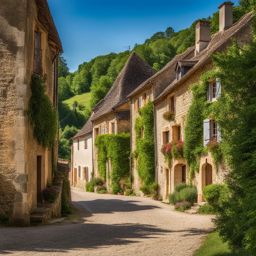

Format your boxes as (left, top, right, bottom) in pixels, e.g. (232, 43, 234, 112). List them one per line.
(63, 92, 91, 111)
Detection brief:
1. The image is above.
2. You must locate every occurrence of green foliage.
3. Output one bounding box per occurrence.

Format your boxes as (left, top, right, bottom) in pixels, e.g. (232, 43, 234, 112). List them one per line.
(28, 75, 57, 148)
(198, 204, 216, 214)
(95, 134, 130, 194)
(169, 184, 197, 207)
(58, 55, 69, 78)
(140, 182, 159, 199)
(135, 102, 155, 192)
(61, 175, 72, 216)
(210, 29, 256, 254)
(58, 77, 73, 101)
(86, 181, 94, 192)
(203, 184, 229, 211)
(184, 70, 224, 178)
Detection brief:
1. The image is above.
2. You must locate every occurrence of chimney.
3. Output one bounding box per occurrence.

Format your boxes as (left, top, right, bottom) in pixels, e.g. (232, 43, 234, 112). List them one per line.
(195, 20, 211, 55)
(219, 2, 234, 32)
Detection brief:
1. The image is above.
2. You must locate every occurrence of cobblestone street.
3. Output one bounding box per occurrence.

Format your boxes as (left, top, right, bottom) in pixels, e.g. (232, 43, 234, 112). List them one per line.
(0, 189, 214, 256)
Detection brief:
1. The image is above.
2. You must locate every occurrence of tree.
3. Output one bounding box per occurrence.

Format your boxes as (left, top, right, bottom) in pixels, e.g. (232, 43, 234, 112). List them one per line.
(213, 35, 256, 255)
(58, 55, 69, 77)
(165, 27, 175, 38)
(58, 77, 73, 101)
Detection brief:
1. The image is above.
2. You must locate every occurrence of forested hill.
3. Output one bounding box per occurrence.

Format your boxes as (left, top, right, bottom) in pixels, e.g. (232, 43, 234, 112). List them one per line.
(58, 2, 249, 159)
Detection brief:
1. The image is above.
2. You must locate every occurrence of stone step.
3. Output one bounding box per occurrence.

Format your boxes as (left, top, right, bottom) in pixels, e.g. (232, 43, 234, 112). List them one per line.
(30, 206, 52, 225)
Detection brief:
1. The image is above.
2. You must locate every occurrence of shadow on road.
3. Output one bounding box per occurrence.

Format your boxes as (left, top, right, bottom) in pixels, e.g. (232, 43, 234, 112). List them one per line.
(0, 222, 211, 254)
(74, 199, 160, 216)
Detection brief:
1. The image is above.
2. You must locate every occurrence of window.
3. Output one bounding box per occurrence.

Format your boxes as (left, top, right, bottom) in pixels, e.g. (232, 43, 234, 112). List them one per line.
(169, 96, 175, 113)
(77, 139, 80, 150)
(203, 119, 221, 146)
(95, 128, 99, 137)
(142, 93, 147, 105)
(172, 126, 181, 142)
(163, 131, 170, 144)
(111, 122, 115, 134)
(208, 78, 221, 101)
(84, 139, 88, 149)
(137, 97, 142, 110)
(34, 31, 42, 74)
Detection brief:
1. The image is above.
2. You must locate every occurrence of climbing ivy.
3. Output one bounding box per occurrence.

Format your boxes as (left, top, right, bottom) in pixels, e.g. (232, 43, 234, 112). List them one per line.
(134, 102, 155, 191)
(184, 70, 223, 178)
(28, 75, 57, 148)
(95, 133, 130, 194)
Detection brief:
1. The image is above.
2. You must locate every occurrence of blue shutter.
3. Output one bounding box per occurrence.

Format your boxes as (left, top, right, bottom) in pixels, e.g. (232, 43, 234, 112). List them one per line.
(217, 123, 222, 142)
(203, 119, 210, 146)
(216, 78, 221, 99)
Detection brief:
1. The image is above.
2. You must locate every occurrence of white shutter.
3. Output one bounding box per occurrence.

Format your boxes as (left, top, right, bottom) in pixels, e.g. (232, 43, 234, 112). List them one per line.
(217, 123, 222, 142)
(216, 78, 221, 99)
(207, 84, 211, 101)
(203, 119, 210, 146)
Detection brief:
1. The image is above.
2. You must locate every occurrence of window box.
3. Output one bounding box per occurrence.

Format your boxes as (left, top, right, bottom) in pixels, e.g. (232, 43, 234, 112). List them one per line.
(163, 111, 175, 121)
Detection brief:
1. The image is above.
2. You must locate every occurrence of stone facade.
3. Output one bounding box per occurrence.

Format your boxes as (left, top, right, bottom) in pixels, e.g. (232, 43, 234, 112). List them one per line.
(0, 0, 61, 225)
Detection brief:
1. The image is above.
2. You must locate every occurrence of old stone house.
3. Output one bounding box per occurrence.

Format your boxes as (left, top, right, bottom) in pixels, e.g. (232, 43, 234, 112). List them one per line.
(91, 52, 154, 190)
(0, 0, 62, 224)
(71, 114, 93, 189)
(153, 2, 254, 201)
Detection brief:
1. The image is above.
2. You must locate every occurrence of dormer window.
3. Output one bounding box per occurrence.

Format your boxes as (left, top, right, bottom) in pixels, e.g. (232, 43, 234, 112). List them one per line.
(176, 60, 197, 80)
(208, 78, 221, 101)
(34, 31, 42, 75)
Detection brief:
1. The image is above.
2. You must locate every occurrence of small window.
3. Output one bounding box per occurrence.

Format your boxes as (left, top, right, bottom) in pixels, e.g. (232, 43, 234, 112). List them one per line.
(137, 97, 142, 110)
(163, 131, 170, 144)
(208, 78, 221, 101)
(172, 126, 181, 142)
(142, 93, 147, 105)
(77, 139, 80, 150)
(34, 31, 42, 75)
(95, 128, 99, 137)
(169, 96, 175, 113)
(83, 167, 89, 181)
(84, 139, 88, 149)
(210, 120, 218, 141)
(203, 119, 221, 146)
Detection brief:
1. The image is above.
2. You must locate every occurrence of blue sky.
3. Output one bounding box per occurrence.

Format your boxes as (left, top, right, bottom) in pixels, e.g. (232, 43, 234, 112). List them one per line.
(48, 0, 239, 71)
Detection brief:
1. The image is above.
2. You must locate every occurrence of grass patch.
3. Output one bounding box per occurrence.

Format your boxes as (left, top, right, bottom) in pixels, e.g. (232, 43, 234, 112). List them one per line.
(63, 92, 91, 112)
(194, 232, 236, 256)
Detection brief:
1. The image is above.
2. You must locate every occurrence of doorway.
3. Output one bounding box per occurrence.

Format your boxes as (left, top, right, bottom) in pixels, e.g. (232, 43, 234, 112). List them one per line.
(165, 169, 170, 199)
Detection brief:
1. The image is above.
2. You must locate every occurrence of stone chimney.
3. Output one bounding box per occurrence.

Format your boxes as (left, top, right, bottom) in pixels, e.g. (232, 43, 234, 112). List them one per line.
(195, 20, 211, 55)
(219, 2, 234, 32)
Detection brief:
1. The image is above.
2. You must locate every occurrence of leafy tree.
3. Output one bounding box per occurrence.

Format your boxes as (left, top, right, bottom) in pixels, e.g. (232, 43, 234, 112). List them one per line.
(58, 77, 73, 101)
(58, 55, 69, 77)
(165, 27, 175, 38)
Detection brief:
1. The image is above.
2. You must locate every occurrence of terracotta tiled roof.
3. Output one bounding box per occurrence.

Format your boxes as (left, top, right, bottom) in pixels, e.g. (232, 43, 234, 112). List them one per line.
(35, 0, 62, 51)
(91, 52, 154, 121)
(155, 11, 254, 102)
(128, 46, 195, 98)
(73, 114, 93, 139)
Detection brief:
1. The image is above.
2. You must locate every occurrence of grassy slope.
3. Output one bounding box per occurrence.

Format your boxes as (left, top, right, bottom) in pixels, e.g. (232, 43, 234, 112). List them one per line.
(63, 92, 91, 110)
(194, 232, 232, 256)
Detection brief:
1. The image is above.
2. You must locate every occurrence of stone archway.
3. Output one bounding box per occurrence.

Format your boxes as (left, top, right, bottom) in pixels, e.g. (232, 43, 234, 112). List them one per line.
(174, 164, 187, 188)
(202, 163, 213, 189)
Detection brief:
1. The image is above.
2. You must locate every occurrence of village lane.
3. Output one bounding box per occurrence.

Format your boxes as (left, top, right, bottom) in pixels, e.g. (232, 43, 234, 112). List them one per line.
(0, 189, 214, 256)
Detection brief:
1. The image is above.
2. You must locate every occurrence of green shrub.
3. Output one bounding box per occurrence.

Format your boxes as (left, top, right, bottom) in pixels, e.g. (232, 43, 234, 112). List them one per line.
(198, 203, 216, 214)
(93, 177, 104, 186)
(86, 181, 95, 192)
(203, 184, 229, 210)
(169, 184, 197, 208)
(96, 185, 107, 194)
(28, 74, 57, 148)
(141, 182, 159, 198)
(61, 176, 72, 216)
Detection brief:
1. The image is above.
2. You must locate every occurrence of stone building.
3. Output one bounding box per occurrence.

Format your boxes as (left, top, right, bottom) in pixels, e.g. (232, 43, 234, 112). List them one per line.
(0, 0, 62, 224)
(153, 3, 254, 201)
(91, 52, 154, 190)
(71, 114, 94, 189)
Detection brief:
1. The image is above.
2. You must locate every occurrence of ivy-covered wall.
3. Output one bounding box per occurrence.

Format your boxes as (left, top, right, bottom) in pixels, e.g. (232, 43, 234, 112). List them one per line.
(184, 71, 223, 179)
(95, 133, 130, 194)
(134, 102, 155, 191)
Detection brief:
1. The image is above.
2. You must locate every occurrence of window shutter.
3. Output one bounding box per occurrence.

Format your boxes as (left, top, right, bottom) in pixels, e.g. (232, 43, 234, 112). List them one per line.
(217, 123, 222, 142)
(207, 84, 211, 101)
(216, 78, 221, 99)
(203, 119, 210, 146)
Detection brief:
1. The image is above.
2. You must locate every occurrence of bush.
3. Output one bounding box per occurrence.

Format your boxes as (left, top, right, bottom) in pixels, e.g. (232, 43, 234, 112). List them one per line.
(93, 177, 104, 186)
(86, 181, 94, 192)
(198, 203, 216, 214)
(141, 182, 159, 199)
(169, 184, 197, 208)
(96, 185, 107, 194)
(86, 178, 105, 192)
(42, 186, 58, 203)
(203, 184, 229, 210)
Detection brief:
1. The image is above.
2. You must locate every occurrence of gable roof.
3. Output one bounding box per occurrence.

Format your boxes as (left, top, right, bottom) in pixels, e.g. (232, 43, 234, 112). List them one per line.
(128, 46, 195, 99)
(91, 52, 154, 121)
(35, 0, 62, 51)
(155, 11, 254, 103)
(73, 114, 93, 139)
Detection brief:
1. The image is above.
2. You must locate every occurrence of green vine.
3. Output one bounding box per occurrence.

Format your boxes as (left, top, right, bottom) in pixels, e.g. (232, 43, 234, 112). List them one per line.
(184, 70, 223, 178)
(28, 74, 57, 148)
(134, 102, 155, 191)
(95, 133, 130, 194)
(161, 141, 184, 167)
